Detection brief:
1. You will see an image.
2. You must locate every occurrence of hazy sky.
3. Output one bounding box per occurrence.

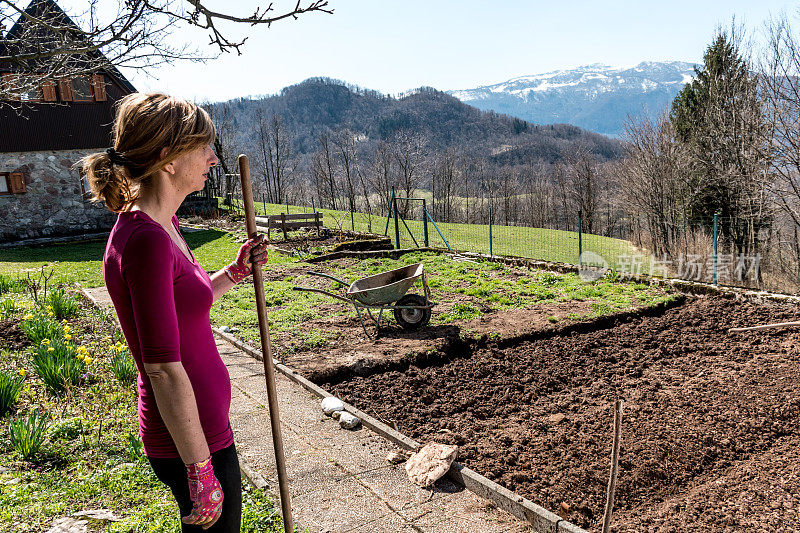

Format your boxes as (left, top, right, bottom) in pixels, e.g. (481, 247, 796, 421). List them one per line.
(55, 0, 799, 101)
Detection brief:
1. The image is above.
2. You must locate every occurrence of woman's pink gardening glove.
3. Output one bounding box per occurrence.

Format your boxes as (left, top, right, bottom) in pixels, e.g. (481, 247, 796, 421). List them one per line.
(182, 457, 224, 529)
(223, 235, 268, 284)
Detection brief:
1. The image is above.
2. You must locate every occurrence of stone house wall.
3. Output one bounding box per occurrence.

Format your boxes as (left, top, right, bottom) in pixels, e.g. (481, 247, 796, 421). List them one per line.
(0, 149, 116, 242)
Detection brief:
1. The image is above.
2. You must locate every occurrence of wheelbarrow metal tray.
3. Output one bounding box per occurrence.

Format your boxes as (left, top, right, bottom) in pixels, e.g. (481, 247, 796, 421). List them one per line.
(346, 263, 424, 306)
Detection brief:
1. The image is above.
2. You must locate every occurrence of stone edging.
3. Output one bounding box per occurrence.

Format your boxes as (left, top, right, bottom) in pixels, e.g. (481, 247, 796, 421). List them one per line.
(210, 326, 588, 533)
(74, 286, 272, 495)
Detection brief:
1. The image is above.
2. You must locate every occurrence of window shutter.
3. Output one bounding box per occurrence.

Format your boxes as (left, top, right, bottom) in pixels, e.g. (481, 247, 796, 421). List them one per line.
(9, 173, 26, 194)
(42, 81, 57, 102)
(57, 79, 73, 101)
(92, 74, 106, 101)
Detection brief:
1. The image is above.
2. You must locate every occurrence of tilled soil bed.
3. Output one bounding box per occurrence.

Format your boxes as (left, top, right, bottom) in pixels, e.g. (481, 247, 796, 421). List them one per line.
(327, 295, 800, 531)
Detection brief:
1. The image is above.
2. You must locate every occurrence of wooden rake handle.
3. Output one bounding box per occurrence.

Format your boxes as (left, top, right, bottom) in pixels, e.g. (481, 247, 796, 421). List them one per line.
(729, 321, 800, 333)
(238, 154, 294, 533)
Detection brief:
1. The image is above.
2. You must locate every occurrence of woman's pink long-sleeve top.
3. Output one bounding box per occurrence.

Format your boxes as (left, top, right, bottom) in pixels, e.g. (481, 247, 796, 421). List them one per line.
(103, 211, 233, 458)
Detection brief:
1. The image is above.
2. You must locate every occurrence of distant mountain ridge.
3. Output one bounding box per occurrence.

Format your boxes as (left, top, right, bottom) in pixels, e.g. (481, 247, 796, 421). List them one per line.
(215, 78, 625, 169)
(448, 61, 697, 137)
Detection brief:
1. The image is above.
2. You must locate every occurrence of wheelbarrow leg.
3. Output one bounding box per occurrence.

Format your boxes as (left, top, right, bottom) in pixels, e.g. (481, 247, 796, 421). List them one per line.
(355, 304, 377, 339)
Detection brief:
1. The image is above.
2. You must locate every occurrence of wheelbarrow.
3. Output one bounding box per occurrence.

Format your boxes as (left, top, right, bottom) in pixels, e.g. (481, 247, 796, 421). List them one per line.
(292, 262, 434, 338)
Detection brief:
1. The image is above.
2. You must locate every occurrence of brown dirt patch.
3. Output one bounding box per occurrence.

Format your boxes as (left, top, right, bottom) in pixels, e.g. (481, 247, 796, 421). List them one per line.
(0, 319, 29, 350)
(327, 296, 800, 531)
(273, 299, 625, 384)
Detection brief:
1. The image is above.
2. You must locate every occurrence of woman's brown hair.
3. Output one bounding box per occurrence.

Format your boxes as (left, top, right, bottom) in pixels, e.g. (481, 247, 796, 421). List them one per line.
(79, 93, 216, 213)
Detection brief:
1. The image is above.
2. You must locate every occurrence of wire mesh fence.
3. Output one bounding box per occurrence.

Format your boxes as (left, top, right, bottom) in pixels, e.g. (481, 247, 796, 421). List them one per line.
(215, 192, 787, 293)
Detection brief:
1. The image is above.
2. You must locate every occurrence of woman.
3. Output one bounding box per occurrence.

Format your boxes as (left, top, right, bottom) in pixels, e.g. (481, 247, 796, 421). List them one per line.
(82, 92, 267, 531)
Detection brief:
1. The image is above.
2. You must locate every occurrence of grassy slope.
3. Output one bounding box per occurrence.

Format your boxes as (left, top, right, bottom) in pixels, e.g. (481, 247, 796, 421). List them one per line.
(226, 199, 648, 271)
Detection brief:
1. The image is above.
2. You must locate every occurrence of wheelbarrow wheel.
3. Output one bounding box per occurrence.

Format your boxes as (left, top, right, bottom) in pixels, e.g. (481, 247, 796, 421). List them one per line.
(394, 294, 431, 330)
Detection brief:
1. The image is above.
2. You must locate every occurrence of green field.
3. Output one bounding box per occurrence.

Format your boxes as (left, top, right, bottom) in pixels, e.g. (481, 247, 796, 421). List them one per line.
(221, 198, 650, 272)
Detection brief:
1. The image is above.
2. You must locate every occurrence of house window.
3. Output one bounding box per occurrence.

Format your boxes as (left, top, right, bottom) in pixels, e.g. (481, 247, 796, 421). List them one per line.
(72, 76, 93, 101)
(79, 173, 93, 200)
(0, 172, 26, 195)
(19, 78, 42, 102)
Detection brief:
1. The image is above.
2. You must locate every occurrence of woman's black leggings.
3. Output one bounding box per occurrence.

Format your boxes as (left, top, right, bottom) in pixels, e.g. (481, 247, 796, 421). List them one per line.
(148, 443, 242, 533)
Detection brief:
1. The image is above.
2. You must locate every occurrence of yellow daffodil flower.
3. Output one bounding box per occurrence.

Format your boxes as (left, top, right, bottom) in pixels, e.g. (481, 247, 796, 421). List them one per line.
(24, 313, 34, 320)
(63, 325, 71, 333)
(18, 369, 25, 377)
(64, 334, 72, 340)
(41, 339, 50, 345)
(47, 347, 55, 352)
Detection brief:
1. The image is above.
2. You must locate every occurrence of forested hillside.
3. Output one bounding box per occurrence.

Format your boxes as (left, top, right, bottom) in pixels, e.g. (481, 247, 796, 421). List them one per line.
(209, 78, 623, 164)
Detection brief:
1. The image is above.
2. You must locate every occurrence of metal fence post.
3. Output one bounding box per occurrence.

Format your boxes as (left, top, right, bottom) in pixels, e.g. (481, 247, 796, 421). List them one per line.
(422, 199, 429, 248)
(578, 209, 583, 266)
(312, 197, 316, 213)
(351, 206, 355, 232)
(262, 194, 266, 216)
(393, 187, 400, 249)
(489, 204, 493, 256)
(713, 213, 719, 285)
(285, 197, 289, 214)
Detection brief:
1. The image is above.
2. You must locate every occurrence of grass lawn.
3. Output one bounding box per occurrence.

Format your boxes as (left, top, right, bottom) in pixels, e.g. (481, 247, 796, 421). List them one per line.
(223, 198, 650, 271)
(209, 250, 677, 352)
(0, 228, 263, 288)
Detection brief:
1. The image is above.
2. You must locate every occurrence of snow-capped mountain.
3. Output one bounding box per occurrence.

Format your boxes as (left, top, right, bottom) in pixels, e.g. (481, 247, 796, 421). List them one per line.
(449, 61, 696, 137)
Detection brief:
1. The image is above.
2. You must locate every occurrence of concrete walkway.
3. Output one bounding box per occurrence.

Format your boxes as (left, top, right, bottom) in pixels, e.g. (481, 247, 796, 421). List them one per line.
(83, 287, 531, 532)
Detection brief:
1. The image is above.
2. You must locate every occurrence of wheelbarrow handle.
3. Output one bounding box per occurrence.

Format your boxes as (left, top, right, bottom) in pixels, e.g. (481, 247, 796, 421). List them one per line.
(292, 286, 353, 305)
(306, 271, 350, 287)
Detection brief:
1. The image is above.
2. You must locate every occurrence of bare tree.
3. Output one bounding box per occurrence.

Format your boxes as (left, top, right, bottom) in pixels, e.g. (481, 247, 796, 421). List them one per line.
(0, 0, 332, 102)
(431, 147, 458, 222)
(203, 101, 237, 198)
(390, 130, 425, 217)
(762, 15, 800, 234)
(310, 132, 338, 210)
(256, 110, 295, 204)
(620, 111, 690, 256)
(332, 130, 358, 221)
(366, 140, 394, 216)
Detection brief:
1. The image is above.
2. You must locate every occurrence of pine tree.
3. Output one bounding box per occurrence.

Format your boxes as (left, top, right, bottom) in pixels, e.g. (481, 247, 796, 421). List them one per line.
(668, 28, 772, 256)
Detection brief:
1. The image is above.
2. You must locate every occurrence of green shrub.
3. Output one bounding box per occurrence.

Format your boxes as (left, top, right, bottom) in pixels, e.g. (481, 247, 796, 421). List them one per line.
(539, 272, 562, 286)
(0, 274, 14, 296)
(127, 431, 144, 459)
(0, 368, 25, 417)
(43, 288, 78, 320)
(31, 337, 86, 395)
(110, 347, 138, 384)
(0, 298, 18, 317)
(20, 312, 64, 344)
(50, 417, 86, 441)
(9, 410, 50, 459)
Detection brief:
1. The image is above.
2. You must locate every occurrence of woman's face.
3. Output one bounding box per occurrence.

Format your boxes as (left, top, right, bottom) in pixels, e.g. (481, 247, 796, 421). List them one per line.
(171, 144, 219, 194)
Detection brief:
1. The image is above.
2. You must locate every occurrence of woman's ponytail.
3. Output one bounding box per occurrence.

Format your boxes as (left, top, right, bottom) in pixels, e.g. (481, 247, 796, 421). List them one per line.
(79, 151, 134, 213)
